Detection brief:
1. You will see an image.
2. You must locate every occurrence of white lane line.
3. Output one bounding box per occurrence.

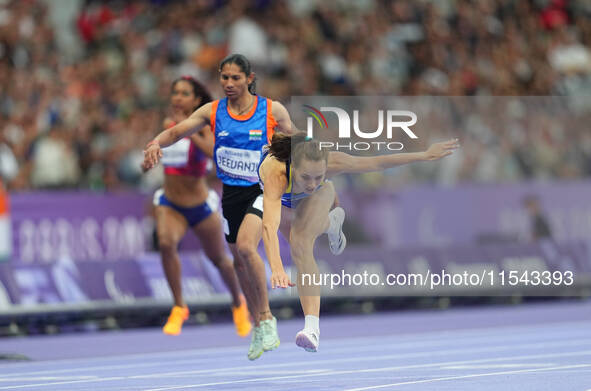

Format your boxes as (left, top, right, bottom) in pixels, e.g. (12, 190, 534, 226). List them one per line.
(143, 364, 591, 391)
(342, 364, 591, 391)
(4, 319, 591, 370)
(440, 363, 555, 369)
(130, 337, 591, 380)
(0, 377, 125, 390)
(1, 349, 591, 391)
(0, 376, 97, 382)
(3, 326, 591, 378)
(1, 336, 591, 385)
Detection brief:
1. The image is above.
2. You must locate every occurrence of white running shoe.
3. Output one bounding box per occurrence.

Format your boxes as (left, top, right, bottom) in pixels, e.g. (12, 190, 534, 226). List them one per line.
(328, 207, 346, 255)
(295, 328, 319, 352)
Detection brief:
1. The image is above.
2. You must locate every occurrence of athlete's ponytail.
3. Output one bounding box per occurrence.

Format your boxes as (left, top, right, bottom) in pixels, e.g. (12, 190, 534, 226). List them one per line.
(268, 132, 328, 167)
(268, 132, 306, 162)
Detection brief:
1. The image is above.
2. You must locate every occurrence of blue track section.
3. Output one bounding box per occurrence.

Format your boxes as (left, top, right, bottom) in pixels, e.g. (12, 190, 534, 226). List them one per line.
(1, 300, 591, 390)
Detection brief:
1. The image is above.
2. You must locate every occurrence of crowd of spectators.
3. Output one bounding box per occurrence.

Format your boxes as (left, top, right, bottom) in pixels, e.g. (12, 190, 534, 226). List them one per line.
(1, 0, 591, 191)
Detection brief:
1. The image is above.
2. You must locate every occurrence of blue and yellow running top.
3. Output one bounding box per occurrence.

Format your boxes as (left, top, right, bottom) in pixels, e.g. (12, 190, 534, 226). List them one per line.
(258, 149, 319, 209)
(210, 96, 277, 187)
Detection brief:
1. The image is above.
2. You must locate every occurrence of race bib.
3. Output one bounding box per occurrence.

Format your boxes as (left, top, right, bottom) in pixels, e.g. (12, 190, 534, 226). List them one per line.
(216, 146, 261, 182)
(161, 138, 191, 166)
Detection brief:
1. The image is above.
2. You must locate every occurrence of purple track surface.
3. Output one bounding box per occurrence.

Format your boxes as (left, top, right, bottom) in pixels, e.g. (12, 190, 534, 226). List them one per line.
(1, 301, 591, 390)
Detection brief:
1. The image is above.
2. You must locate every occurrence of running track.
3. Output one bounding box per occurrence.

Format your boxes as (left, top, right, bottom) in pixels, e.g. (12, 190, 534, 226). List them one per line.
(1, 300, 591, 390)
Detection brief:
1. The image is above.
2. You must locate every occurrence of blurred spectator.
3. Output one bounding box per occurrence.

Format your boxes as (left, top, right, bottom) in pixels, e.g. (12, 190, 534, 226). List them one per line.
(1, 0, 591, 191)
(0, 132, 18, 185)
(30, 125, 80, 188)
(522, 195, 553, 241)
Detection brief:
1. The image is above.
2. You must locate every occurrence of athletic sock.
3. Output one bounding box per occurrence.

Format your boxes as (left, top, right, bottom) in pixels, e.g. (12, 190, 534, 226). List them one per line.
(304, 315, 320, 334)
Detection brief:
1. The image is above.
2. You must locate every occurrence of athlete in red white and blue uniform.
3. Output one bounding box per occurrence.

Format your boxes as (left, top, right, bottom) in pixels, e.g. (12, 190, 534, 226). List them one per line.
(150, 76, 251, 338)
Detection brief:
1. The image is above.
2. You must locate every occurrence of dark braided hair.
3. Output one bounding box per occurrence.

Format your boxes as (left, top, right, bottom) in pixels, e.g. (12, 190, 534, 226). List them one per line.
(219, 54, 257, 94)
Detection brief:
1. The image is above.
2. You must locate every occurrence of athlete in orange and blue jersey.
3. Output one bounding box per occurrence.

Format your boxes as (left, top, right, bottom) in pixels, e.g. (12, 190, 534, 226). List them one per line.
(142, 54, 296, 361)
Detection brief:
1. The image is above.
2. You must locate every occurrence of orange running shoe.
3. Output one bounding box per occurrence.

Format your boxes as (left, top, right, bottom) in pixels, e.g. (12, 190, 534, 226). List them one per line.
(163, 306, 189, 335)
(232, 295, 252, 337)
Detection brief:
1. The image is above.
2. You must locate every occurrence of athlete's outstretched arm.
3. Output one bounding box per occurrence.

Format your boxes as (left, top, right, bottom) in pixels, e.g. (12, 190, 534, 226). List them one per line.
(271, 101, 298, 135)
(326, 138, 459, 176)
(143, 102, 212, 170)
(261, 160, 295, 289)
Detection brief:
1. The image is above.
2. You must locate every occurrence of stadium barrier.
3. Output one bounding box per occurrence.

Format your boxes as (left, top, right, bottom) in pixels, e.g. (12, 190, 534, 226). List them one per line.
(0, 184, 589, 331)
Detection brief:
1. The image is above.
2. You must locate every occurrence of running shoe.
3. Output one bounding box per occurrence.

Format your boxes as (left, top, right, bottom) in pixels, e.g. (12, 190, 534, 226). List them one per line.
(295, 328, 319, 352)
(247, 326, 264, 361)
(260, 316, 280, 351)
(232, 295, 252, 337)
(163, 305, 189, 336)
(328, 207, 347, 255)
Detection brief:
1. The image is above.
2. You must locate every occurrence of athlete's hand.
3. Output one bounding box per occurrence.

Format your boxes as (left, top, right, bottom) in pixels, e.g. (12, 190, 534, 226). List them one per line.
(271, 269, 295, 289)
(142, 142, 163, 171)
(423, 138, 460, 161)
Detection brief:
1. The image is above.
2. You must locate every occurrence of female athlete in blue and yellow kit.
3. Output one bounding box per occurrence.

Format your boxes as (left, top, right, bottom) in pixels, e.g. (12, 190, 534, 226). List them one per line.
(152, 76, 250, 337)
(258, 133, 459, 352)
(143, 55, 295, 360)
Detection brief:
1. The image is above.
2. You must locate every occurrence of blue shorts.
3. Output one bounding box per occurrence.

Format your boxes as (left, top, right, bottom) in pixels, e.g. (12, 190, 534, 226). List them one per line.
(153, 188, 219, 227)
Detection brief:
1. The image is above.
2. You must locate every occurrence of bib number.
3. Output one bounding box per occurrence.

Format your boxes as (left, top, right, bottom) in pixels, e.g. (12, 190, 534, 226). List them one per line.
(216, 146, 261, 182)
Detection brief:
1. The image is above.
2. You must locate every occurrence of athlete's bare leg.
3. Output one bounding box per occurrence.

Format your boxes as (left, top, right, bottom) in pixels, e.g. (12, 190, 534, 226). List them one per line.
(289, 182, 335, 317)
(288, 182, 336, 351)
(192, 211, 241, 307)
(155, 205, 188, 308)
(229, 213, 271, 326)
